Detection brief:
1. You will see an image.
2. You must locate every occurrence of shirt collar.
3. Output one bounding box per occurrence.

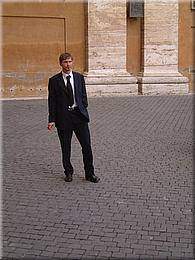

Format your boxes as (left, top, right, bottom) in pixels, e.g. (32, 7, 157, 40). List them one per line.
(62, 71, 73, 78)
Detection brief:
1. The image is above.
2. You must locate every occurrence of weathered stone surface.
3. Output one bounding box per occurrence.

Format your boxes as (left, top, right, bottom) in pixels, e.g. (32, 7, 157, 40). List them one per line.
(138, 0, 189, 95)
(86, 84, 138, 96)
(85, 0, 137, 95)
(139, 83, 189, 95)
(144, 45, 178, 68)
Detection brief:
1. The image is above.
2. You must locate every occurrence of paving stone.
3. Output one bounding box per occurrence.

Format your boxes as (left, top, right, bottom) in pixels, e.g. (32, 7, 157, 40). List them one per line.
(2, 95, 194, 259)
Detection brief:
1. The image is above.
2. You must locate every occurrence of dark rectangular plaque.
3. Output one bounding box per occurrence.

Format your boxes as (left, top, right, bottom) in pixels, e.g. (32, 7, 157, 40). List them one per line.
(192, 0, 195, 9)
(128, 0, 144, 18)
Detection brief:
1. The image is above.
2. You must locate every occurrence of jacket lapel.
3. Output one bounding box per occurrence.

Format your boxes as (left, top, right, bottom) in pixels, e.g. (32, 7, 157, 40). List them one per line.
(57, 72, 68, 95)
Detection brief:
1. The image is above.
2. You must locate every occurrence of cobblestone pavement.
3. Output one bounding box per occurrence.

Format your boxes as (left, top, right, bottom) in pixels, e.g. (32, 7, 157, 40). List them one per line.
(2, 95, 194, 259)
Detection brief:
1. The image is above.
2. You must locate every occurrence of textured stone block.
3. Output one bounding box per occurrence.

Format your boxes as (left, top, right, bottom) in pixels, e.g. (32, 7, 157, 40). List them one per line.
(138, 0, 189, 94)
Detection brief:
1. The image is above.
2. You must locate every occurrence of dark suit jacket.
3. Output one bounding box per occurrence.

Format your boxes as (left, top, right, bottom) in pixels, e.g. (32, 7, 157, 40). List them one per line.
(48, 71, 89, 129)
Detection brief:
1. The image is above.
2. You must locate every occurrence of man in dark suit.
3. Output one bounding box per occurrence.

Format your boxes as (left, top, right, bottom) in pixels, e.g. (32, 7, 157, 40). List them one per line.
(48, 52, 100, 183)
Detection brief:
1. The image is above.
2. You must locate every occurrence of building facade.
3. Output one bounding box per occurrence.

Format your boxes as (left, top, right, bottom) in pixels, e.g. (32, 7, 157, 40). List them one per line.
(1, 0, 195, 98)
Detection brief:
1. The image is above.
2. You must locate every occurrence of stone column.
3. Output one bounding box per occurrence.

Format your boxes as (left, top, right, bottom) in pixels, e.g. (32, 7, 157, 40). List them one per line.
(138, 0, 189, 95)
(84, 0, 137, 96)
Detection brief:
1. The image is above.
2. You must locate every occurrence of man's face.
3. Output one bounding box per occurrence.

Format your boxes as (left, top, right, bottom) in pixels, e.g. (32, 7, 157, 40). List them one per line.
(60, 58, 73, 74)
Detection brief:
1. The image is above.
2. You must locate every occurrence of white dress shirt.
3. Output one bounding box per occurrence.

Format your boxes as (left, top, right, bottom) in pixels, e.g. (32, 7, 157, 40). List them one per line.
(62, 71, 77, 108)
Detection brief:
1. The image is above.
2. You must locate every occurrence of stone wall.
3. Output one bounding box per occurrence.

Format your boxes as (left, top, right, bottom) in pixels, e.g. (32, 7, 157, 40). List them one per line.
(137, 0, 189, 95)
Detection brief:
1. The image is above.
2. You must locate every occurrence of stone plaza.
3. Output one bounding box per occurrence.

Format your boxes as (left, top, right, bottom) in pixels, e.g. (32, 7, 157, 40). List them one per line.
(2, 94, 194, 259)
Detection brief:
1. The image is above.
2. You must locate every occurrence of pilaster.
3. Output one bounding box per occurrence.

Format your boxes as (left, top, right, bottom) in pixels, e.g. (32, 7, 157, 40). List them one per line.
(138, 0, 189, 95)
(85, 0, 137, 96)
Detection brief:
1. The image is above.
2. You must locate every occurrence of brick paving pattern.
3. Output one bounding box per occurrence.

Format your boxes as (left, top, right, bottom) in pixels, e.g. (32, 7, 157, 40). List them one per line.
(2, 95, 194, 259)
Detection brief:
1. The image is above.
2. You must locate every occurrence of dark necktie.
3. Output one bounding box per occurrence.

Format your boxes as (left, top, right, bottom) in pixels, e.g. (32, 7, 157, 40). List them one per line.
(66, 75, 74, 106)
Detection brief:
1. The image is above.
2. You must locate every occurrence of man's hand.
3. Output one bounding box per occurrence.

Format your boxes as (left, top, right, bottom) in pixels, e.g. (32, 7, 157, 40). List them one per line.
(48, 122, 55, 130)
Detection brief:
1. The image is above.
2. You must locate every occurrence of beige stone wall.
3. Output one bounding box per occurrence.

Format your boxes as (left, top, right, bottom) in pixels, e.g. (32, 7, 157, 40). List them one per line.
(1, 1, 194, 98)
(1, 2, 86, 98)
(127, 0, 194, 93)
(138, 0, 189, 95)
(85, 0, 137, 96)
(144, 1, 180, 74)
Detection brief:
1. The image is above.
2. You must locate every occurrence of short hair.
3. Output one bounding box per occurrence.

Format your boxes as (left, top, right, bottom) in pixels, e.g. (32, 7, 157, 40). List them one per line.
(59, 52, 73, 64)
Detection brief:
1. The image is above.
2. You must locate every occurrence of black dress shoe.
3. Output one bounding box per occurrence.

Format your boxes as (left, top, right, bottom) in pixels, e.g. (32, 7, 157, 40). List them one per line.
(64, 175, 73, 182)
(85, 174, 100, 183)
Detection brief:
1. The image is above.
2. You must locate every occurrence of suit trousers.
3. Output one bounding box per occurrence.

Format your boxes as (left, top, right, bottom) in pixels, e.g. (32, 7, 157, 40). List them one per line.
(57, 109, 94, 177)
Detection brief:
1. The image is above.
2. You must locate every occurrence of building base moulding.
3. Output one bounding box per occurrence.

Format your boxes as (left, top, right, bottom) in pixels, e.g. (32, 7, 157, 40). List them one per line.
(84, 71, 138, 96)
(137, 74, 189, 95)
